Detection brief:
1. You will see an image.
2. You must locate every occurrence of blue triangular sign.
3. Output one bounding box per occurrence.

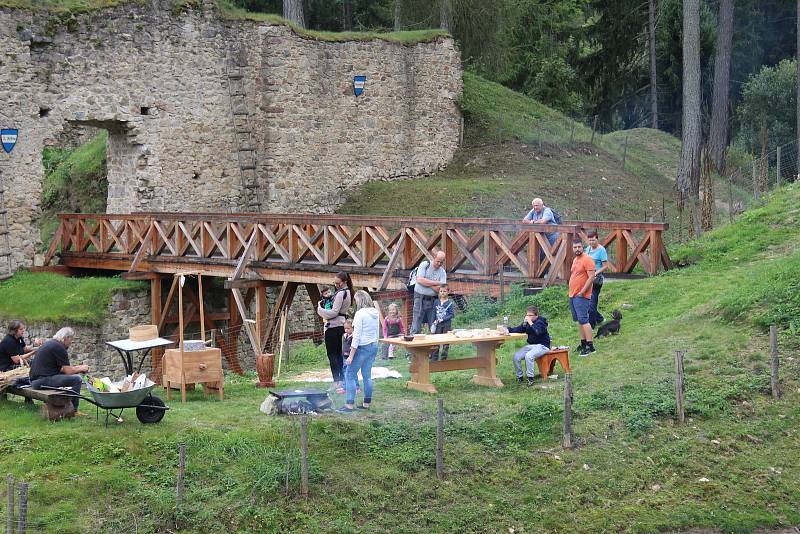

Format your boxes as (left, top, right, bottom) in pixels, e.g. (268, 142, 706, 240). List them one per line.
(1, 129, 18, 154)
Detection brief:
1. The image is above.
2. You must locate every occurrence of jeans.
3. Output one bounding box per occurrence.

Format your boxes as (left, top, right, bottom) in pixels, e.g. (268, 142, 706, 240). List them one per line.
(410, 294, 436, 334)
(513, 344, 550, 378)
(430, 319, 451, 361)
(342, 362, 360, 389)
(345, 342, 377, 405)
(324, 325, 345, 383)
(589, 283, 604, 329)
(31, 374, 82, 410)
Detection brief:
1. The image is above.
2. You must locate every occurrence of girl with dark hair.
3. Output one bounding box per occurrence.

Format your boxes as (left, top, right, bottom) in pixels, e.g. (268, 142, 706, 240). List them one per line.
(317, 272, 353, 390)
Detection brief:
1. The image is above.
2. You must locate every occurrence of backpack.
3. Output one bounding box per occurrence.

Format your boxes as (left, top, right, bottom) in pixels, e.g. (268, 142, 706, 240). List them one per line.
(407, 265, 420, 293)
(546, 206, 563, 225)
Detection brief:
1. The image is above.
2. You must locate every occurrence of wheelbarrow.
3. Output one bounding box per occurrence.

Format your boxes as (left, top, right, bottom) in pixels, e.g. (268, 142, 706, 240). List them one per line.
(43, 379, 168, 426)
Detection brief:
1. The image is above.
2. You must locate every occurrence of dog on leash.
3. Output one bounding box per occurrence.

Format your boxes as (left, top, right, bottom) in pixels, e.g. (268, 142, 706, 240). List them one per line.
(596, 310, 622, 338)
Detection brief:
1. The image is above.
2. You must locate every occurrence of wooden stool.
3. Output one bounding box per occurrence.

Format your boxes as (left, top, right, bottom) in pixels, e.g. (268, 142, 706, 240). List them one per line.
(536, 349, 571, 381)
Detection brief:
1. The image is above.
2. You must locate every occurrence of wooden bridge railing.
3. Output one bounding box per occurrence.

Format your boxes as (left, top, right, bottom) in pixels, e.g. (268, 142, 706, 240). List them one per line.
(45, 213, 671, 288)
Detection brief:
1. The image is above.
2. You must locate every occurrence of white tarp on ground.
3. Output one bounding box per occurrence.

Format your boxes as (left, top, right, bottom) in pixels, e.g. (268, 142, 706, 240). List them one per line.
(288, 367, 402, 383)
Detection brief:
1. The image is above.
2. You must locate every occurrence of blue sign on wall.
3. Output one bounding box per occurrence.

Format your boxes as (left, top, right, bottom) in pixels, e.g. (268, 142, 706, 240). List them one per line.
(353, 75, 366, 97)
(1, 129, 18, 154)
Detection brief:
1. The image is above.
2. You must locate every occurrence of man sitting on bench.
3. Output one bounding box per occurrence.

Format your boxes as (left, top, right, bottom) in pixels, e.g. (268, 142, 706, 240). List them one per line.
(29, 327, 89, 413)
(507, 306, 551, 387)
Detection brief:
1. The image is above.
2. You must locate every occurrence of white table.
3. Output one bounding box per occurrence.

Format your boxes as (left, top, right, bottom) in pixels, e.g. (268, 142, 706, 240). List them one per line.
(105, 338, 175, 376)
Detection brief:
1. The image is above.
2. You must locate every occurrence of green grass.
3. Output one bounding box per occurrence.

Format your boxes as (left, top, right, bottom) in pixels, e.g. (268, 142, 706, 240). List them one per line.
(0, 272, 144, 324)
(2, 185, 800, 532)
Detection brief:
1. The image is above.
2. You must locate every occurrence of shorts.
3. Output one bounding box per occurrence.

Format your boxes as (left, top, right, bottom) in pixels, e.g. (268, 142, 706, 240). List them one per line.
(569, 296, 591, 325)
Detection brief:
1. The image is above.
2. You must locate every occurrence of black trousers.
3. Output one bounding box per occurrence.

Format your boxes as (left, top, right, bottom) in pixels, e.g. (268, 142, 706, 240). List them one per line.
(324, 325, 345, 383)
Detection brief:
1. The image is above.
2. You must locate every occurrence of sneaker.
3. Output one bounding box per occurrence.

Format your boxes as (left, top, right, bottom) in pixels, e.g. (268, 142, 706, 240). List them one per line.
(526, 377, 535, 387)
(517, 376, 525, 384)
(335, 387, 345, 394)
(578, 346, 590, 357)
(585, 344, 596, 354)
(356, 404, 370, 410)
(337, 406, 354, 413)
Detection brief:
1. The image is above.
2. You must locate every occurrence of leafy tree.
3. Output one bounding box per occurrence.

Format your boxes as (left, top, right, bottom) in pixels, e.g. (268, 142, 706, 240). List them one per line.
(734, 59, 797, 157)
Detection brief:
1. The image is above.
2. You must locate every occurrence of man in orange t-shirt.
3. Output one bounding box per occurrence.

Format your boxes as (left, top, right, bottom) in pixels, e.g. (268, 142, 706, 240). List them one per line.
(568, 238, 597, 355)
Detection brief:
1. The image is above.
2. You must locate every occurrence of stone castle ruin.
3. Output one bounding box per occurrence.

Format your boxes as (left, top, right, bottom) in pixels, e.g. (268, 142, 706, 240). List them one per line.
(0, 0, 462, 271)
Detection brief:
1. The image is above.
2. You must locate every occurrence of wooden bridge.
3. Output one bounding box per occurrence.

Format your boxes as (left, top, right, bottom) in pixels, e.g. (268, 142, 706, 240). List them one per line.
(43, 212, 670, 385)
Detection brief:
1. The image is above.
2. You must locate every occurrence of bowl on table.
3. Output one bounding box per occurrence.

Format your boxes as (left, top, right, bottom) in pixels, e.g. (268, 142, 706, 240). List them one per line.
(403, 335, 415, 342)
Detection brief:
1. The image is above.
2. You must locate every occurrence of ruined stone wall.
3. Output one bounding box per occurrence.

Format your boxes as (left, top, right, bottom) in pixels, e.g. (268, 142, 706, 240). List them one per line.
(0, 1, 461, 270)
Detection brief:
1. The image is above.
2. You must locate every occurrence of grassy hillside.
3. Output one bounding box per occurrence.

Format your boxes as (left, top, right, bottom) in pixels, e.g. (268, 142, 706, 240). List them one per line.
(340, 73, 752, 237)
(1, 185, 798, 533)
(0, 272, 143, 324)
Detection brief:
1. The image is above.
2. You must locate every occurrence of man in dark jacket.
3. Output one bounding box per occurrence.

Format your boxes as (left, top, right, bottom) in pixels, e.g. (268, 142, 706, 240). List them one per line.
(507, 306, 551, 386)
(29, 327, 88, 411)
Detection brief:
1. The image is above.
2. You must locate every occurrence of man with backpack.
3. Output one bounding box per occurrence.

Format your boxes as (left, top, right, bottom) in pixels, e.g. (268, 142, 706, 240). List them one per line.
(522, 197, 560, 247)
(409, 251, 447, 335)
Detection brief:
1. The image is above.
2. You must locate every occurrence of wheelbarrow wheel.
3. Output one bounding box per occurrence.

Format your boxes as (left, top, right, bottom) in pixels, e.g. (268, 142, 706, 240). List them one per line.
(136, 395, 166, 424)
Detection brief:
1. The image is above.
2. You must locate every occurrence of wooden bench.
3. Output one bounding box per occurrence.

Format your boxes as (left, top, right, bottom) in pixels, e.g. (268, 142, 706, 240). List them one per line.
(4, 386, 76, 421)
(535, 348, 571, 381)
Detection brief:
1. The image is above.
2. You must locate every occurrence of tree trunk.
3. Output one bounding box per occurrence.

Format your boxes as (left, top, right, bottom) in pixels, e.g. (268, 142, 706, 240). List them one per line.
(677, 0, 702, 237)
(701, 147, 714, 231)
(394, 0, 402, 31)
(283, 0, 305, 28)
(649, 0, 659, 129)
(342, 0, 353, 31)
(708, 0, 734, 173)
(440, 0, 450, 31)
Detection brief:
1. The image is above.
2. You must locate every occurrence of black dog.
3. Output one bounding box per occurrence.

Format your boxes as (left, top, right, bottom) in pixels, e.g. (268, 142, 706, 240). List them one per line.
(596, 310, 622, 337)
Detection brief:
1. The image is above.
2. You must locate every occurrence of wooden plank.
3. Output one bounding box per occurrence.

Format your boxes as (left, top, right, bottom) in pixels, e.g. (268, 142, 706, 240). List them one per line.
(231, 288, 261, 357)
(43, 223, 64, 265)
(378, 233, 405, 291)
(231, 230, 259, 280)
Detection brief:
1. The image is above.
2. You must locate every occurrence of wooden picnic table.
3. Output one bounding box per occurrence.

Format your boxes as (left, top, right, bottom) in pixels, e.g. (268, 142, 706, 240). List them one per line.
(381, 332, 526, 394)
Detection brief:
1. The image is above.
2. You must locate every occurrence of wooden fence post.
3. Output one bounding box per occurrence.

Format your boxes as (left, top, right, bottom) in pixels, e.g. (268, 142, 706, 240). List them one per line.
(752, 160, 760, 201)
(6, 475, 13, 534)
(436, 398, 445, 479)
(770, 325, 781, 399)
(300, 416, 309, 497)
(176, 443, 186, 507)
(590, 116, 598, 145)
(498, 268, 505, 307)
(674, 350, 685, 423)
(562, 373, 574, 449)
(622, 135, 629, 170)
(16, 482, 26, 534)
(569, 123, 575, 145)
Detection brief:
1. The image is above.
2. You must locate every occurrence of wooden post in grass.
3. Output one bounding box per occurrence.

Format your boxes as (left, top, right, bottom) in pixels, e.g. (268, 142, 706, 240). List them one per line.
(16, 482, 26, 534)
(590, 116, 598, 145)
(436, 398, 445, 479)
(6, 474, 13, 534)
(562, 373, 574, 449)
(498, 268, 505, 306)
(176, 443, 186, 506)
(674, 350, 685, 423)
(300, 416, 309, 497)
(570, 123, 575, 145)
(752, 160, 760, 201)
(770, 325, 781, 399)
(622, 135, 629, 170)
(776, 146, 781, 188)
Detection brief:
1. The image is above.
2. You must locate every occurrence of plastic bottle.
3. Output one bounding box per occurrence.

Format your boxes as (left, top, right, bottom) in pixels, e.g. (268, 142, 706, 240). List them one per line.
(503, 315, 509, 328)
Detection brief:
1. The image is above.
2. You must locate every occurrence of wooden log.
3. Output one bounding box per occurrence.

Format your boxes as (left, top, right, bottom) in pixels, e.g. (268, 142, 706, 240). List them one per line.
(6, 474, 13, 534)
(176, 443, 186, 507)
(770, 325, 781, 399)
(562, 373, 574, 449)
(300, 416, 309, 497)
(436, 398, 445, 480)
(674, 350, 685, 423)
(16, 482, 26, 534)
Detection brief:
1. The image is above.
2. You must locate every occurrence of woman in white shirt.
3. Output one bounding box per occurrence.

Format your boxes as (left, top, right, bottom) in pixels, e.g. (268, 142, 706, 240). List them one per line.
(339, 290, 380, 412)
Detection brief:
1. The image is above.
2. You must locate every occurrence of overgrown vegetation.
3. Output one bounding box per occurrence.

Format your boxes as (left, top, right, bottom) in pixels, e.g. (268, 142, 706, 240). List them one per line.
(0, 272, 143, 324)
(40, 131, 108, 247)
